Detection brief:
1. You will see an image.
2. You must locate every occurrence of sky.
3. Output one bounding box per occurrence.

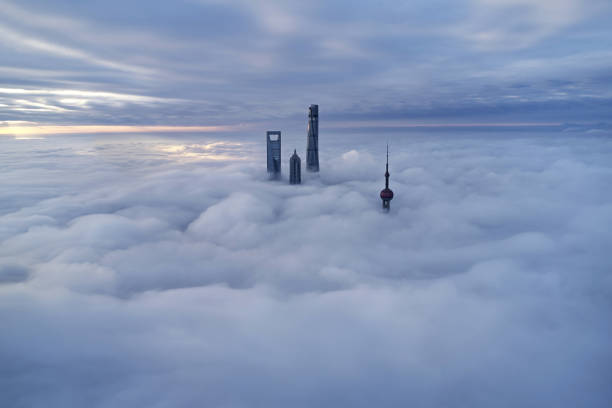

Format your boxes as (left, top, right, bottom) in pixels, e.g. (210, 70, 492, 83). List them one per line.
(1, 0, 612, 135)
(1, 1, 612, 407)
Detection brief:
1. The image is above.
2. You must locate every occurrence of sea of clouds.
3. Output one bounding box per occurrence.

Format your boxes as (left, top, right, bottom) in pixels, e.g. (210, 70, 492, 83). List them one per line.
(1, 131, 611, 407)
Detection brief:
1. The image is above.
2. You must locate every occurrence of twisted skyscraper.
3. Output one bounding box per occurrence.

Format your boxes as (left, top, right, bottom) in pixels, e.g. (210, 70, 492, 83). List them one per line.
(306, 104, 319, 172)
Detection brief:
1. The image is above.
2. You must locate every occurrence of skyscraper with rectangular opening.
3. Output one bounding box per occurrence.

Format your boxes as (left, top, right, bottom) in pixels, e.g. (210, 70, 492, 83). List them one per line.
(306, 104, 319, 172)
(267, 131, 281, 178)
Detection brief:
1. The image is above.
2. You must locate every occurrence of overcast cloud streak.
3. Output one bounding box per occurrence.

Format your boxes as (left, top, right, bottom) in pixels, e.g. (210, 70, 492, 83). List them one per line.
(0, 0, 611, 126)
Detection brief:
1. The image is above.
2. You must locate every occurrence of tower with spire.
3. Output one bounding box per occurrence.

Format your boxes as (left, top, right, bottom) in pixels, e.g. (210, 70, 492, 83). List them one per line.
(380, 144, 394, 211)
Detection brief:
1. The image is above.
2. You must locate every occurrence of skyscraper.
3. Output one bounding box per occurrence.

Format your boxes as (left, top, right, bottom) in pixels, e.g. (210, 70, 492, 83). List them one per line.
(289, 149, 301, 184)
(380, 144, 394, 211)
(306, 104, 319, 172)
(267, 131, 281, 179)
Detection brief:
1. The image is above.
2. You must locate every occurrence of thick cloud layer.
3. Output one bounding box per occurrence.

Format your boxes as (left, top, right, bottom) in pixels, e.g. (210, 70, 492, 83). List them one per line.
(1, 131, 611, 407)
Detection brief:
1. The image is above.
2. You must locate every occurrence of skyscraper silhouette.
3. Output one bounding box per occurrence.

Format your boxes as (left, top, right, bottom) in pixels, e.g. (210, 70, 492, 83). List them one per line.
(289, 149, 301, 184)
(267, 131, 281, 179)
(306, 104, 319, 172)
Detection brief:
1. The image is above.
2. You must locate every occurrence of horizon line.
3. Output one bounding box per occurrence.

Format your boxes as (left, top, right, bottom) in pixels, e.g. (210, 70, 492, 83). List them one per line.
(325, 120, 564, 129)
(0, 124, 254, 137)
(0, 120, 571, 137)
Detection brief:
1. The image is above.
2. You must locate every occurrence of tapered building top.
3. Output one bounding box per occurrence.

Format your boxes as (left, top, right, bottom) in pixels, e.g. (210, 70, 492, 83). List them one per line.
(306, 104, 319, 172)
(290, 149, 301, 184)
(380, 144, 394, 211)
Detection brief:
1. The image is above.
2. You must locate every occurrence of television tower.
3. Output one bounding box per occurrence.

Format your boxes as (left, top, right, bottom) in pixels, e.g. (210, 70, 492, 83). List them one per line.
(380, 144, 394, 211)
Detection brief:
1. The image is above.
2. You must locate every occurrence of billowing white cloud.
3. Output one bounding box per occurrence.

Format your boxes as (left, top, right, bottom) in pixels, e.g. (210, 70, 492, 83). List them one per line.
(1, 131, 611, 406)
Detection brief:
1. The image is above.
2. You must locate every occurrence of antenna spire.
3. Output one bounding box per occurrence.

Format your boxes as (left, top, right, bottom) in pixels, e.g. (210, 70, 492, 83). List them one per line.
(380, 143, 394, 211)
(385, 144, 390, 189)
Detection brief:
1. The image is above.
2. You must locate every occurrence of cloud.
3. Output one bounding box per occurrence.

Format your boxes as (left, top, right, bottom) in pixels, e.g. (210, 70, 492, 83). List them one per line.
(452, 0, 592, 50)
(0, 25, 154, 76)
(1, 0, 611, 127)
(0, 131, 611, 406)
(0, 263, 29, 283)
